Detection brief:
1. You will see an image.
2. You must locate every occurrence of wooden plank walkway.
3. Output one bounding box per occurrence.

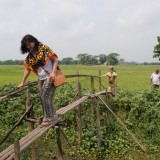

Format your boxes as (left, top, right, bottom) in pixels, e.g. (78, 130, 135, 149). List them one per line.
(0, 90, 107, 160)
(0, 119, 59, 160)
(56, 90, 107, 115)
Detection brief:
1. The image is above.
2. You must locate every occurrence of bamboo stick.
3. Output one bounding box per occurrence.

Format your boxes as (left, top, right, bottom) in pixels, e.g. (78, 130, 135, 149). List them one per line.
(14, 140, 20, 160)
(56, 126, 64, 160)
(96, 98, 101, 147)
(60, 128, 82, 160)
(0, 104, 33, 145)
(26, 84, 36, 160)
(77, 76, 82, 146)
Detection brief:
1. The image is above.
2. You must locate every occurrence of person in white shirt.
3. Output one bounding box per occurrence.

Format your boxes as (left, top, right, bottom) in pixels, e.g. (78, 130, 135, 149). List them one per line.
(150, 69, 160, 88)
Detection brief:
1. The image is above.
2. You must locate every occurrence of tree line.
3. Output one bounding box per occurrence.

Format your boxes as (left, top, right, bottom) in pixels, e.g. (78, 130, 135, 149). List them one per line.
(59, 53, 120, 65)
(0, 53, 120, 65)
(1, 44, 160, 66)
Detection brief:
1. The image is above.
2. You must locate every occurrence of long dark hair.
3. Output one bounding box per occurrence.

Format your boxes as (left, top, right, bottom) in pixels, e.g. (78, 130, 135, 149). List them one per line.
(20, 34, 41, 54)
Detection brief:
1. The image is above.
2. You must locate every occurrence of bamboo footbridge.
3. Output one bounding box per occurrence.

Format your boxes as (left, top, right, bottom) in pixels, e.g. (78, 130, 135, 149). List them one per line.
(0, 73, 146, 160)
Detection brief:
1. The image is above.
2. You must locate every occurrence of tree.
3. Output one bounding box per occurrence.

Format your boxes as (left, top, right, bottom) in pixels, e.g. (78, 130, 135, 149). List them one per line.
(61, 57, 74, 65)
(106, 53, 120, 65)
(153, 36, 160, 60)
(119, 58, 125, 65)
(77, 53, 88, 64)
(99, 54, 107, 64)
(91, 55, 98, 65)
(77, 54, 99, 65)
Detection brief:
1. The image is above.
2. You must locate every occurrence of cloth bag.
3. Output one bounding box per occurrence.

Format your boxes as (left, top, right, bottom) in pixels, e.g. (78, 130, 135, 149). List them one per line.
(42, 66, 67, 88)
(53, 67, 67, 87)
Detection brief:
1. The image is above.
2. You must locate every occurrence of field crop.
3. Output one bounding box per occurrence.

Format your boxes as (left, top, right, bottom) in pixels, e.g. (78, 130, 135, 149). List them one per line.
(0, 65, 159, 91)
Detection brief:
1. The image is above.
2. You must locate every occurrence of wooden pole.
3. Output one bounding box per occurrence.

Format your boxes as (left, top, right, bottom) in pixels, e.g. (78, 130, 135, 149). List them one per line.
(14, 140, 20, 160)
(90, 76, 95, 115)
(77, 72, 82, 146)
(105, 90, 110, 131)
(0, 104, 33, 145)
(60, 128, 83, 160)
(96, 98, 101, 147)
(99, 70, 102, 91)
(26, 83, 36, 160)
(91, 75, 94, 94)
(56, 126, 64, 160)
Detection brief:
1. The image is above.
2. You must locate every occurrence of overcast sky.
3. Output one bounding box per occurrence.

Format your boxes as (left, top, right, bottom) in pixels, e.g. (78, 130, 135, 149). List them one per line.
(0, 0, 160, 62)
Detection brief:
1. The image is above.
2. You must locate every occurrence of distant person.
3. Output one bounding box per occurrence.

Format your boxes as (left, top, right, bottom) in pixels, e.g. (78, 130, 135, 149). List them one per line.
(18, 34, 58, 127)
(101, 65, 118, 95)
(150, 69, 160, 88)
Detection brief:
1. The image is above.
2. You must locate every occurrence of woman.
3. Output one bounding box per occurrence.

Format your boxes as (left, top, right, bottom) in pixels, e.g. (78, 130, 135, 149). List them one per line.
(18, 34, 58, 127)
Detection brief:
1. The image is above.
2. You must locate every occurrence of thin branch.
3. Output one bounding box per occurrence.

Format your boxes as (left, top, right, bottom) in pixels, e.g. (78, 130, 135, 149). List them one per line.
(0, 104, 33, 145)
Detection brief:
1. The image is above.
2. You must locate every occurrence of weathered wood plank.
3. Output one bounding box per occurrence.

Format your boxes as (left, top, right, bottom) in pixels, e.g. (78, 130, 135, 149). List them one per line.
(56, 90, 107, 115)
(56, 96, 89, 115)
(0, 120, 59, 160)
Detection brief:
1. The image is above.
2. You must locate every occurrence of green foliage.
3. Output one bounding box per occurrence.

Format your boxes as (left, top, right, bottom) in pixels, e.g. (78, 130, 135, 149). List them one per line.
(60, 57, 76, 65)
(106, 53, 120, 65)
(153, 36, 160, 60)
(0, 84, 41, 149)
(0, 84, 160, 159)
(77, 53, 98, 65)
(111, 88, 160, 146)
(0, 60, 23, 65)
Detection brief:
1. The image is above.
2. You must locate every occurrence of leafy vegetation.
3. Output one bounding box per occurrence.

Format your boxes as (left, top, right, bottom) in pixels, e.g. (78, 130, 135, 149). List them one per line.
(0, 82, 160, 159)
(153, 36, 160, 61)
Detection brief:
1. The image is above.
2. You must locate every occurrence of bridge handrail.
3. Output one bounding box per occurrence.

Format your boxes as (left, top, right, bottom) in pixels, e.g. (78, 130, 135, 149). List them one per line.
(0, 74, 103, 101)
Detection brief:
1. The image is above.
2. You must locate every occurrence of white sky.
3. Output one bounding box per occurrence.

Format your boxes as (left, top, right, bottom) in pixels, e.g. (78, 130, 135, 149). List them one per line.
(0, 0, 160, 62)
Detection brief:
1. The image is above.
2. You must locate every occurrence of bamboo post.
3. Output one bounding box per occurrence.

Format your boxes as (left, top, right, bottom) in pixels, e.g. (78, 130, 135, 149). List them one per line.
(90, 76, 95, 114)
(91, 75, 94, 94)
(14, 140, 20, 160)
(60, 128, 82, 160)
(105, 90, 110, 131)
(96, 98, 101, 147)
(56, 126, 64, 160)
(99, 70, 102, 91)
(77, 72, 82, 146)
(26, 83, 36, 160)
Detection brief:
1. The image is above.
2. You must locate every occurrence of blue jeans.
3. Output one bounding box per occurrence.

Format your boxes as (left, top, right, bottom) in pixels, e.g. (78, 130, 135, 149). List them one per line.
(38, 77, 55, 122)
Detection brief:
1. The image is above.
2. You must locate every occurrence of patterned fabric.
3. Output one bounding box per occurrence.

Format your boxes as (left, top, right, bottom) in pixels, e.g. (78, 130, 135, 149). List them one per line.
(23, 44, 58, 75)
(38, 77, 55, 122)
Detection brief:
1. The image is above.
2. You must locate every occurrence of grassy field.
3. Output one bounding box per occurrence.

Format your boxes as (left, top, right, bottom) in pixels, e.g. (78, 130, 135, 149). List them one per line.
(0, 65, 159, 91)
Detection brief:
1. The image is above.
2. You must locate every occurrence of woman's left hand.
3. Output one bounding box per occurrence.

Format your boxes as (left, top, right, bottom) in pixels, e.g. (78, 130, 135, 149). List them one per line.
(50, 72, 56, 80)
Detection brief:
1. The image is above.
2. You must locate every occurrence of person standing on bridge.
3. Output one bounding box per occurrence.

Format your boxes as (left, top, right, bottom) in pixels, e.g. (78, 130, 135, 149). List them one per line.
(101, 65, 118, 95)
(18, 34, 58, 127)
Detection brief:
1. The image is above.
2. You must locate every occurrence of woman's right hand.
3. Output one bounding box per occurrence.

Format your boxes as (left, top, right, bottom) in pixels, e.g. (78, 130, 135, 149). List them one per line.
(18, 69, 31, 88)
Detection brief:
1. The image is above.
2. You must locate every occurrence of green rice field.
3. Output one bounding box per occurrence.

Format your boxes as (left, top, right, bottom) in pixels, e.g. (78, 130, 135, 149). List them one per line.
(0, 65, 159, 91)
